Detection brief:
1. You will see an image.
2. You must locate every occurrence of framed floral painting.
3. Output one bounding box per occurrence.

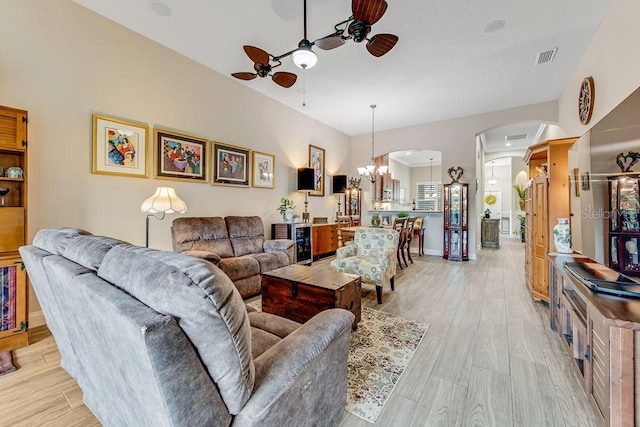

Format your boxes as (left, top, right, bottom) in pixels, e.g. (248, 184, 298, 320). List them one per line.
(213, 142, 250, 187)
(252, 151, 275, 188)
(92, 114, 148, 177)
(155, 128, 208, 182)
(309, 144, 325, 196)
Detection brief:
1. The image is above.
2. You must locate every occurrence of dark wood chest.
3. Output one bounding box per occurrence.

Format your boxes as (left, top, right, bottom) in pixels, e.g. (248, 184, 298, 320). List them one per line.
(261, 265, 361, 329)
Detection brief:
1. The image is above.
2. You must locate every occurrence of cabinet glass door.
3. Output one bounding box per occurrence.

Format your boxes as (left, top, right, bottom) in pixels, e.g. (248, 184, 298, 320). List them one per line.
(450, 184, 461, 227)
(619, 177, 639, 232)
(623, 236, 640, 273)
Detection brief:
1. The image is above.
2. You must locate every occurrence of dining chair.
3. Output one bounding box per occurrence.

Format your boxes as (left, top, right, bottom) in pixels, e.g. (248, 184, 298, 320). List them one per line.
(403, 217, 417, 265)
(413, 216, 425, 256)
(392, 217, 409, 269)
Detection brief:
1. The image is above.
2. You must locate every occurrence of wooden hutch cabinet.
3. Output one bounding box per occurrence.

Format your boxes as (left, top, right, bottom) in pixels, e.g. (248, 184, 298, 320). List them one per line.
(0, 105, 29, 351)
(608, 173, 640, 276)
(443, 181, 469, 261)
(523, 137, 576, 302)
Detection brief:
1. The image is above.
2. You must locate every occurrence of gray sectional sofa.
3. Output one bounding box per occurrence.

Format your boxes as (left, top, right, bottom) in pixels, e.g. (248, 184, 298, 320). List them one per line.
(20, 228, 354, 427)
(171, 216, 293, 299)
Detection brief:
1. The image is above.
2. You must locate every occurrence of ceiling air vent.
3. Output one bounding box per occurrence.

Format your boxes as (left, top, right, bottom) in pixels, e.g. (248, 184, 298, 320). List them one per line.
(506, 134, 528, 142)
(535, 48, 557, 65)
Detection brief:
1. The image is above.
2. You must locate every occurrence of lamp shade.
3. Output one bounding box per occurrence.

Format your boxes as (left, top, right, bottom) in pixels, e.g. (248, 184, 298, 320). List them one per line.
(140, 187, 187, 214)
(297, 168, 316, 191)
(332, 175, 347, 194)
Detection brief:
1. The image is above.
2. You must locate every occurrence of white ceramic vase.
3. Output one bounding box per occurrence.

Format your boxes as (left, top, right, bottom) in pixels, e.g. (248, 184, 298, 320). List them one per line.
(283, 209, 294, 223)
(553, 218, 572, 254)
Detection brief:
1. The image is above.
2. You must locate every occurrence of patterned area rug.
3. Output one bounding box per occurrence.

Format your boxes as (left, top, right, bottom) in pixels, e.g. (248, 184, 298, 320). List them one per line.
(246, 300, 429, 423)
(0, 351, 16, 376)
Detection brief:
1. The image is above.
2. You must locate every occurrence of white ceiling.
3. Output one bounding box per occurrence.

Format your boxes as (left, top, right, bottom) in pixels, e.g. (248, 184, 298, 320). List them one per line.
(72, 0, 612, 138)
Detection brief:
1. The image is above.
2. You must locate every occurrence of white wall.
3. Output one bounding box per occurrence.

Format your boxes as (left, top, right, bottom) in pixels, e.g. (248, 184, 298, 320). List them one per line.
(1, 0, 350, 323)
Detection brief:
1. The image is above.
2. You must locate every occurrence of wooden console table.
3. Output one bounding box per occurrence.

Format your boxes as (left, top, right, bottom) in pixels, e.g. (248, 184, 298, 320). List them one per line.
(481, 218, 500, 248)
(549, 254, 640, 426)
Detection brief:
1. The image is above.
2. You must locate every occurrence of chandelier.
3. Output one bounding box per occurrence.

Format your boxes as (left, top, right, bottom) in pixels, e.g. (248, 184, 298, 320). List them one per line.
(487, 160, 498, 185)
(357, 104, 388, 183)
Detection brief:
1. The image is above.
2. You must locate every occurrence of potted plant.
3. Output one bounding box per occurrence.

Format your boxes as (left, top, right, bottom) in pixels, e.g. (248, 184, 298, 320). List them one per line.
(514, 184, 526, 211)
(277, 198, 295, 223)
(484, 208, 491, 219)
(517, 214, 525, 242)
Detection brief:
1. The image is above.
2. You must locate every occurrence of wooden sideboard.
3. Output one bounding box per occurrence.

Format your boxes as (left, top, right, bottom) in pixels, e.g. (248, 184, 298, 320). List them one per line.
(549, 254, 640, 426)
(312, 223, 339, 260)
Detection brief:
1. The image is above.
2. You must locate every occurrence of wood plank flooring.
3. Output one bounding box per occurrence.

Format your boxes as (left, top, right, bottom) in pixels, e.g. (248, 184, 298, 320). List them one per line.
(0, 238, 597, 426)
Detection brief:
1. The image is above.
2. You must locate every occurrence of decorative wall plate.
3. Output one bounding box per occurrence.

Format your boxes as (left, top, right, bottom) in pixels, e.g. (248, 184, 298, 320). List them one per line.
(578, 76, 595, 125)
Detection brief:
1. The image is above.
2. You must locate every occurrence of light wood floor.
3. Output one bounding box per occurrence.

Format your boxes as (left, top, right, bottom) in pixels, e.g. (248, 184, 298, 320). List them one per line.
(1, 238, 596, 426)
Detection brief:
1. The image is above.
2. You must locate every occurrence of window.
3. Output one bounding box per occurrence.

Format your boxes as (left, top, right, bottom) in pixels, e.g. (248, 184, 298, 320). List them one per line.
(416, 181, 442, 211)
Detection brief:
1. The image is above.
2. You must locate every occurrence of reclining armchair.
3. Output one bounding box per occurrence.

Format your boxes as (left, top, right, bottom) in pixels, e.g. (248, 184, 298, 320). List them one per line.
(20, 228, 354, 426)
(330, 227, 399, 304)
(172, 216, 294, 298)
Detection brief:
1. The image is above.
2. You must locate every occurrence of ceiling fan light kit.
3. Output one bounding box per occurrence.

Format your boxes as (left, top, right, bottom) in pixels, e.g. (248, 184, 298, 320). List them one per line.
(292, 39, 317, 69)
(232, 0, 398, 87)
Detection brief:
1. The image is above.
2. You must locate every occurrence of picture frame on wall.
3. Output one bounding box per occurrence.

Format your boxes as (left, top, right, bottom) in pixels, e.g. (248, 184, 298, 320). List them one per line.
(155, 128, 208, 182)
(213, 142, 250, 187)
(252, 151, 275, 189)
(308, 144, 325, 196)
(92, 114, 148, 178)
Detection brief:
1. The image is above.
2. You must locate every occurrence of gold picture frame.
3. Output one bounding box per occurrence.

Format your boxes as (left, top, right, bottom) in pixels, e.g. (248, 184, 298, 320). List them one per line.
(308, 144, 325, 196)
(252, 151, 275, 189)
(92, 114, 148, 178)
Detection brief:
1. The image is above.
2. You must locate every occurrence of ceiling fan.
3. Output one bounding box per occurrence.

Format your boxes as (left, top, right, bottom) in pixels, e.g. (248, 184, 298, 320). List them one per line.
(231, 0, 398, 88)
(315, 0, 399, 57)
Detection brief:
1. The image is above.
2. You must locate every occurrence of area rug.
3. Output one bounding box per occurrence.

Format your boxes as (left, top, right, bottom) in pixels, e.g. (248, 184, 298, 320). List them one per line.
(0, 351, 16, 376)
(246, 300, 429, 423)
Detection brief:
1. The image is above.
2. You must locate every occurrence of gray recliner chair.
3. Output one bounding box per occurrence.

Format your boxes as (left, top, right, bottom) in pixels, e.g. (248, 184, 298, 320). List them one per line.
(20, 228, 353, 427)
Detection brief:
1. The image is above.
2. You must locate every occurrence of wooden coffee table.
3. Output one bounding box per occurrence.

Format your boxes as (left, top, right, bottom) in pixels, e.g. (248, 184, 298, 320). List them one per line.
(261, 264, 361, 329)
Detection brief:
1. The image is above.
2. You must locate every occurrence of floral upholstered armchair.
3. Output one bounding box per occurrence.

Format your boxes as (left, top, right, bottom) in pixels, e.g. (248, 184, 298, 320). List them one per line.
(330, 227, 399, 304)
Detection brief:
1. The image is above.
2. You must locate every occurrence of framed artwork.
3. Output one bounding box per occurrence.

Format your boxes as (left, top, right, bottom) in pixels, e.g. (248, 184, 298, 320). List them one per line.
(92, 114, 148, 177)
(252, 151, 275, 188)
(155, 128, 208, 182)
(573, 168, 580, 197)
(308, 144, 325, 196)
(213, 142, 250, 187)
(581, 171, 591, 191)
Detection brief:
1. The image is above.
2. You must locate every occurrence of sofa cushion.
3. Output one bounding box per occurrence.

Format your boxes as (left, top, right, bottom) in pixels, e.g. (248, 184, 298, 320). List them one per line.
(247, 252, 289, 274)
(97, 244, 254, 415)
(172, 217, 234, 258)
(32, 228, 90, 256)
(63, 235, 127, 271)
(226, 216, 265, 257)
(218, 256, 260, 281)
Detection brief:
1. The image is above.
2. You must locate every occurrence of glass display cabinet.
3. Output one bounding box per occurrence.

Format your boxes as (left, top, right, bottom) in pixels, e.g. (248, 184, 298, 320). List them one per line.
(609, 174, 640, 276)
(443, 182, 469, 261)
(344, 181, 361, 219)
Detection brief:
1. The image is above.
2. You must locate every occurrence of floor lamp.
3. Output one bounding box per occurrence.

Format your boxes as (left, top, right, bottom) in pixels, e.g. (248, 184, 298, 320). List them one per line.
(140, 187, 187, 247)
(297, 168, 315, 223)
(332, 175, 347, 221)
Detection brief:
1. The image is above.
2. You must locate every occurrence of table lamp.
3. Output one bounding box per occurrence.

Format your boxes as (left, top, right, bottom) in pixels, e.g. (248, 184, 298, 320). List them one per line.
(140, 187, 187, 247)
(297, 167, 315, 223)
(332, 175, 347, 221)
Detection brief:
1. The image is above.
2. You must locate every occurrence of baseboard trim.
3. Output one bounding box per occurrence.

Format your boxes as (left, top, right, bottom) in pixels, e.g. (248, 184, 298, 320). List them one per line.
(29, 311, 46, 328)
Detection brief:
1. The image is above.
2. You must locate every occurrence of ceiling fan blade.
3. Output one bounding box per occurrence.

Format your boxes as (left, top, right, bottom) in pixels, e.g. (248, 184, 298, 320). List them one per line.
(314, 34, 346, 50)
(366, 33, 398, 57)
(231, 72, 257, 81)
(272, 72, 297, 88)
(352, 0, 388, 25)
(243, 45, 270, 65)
